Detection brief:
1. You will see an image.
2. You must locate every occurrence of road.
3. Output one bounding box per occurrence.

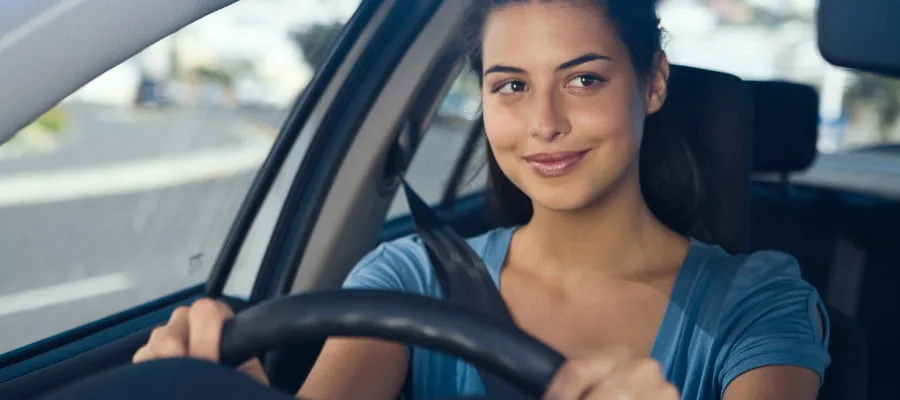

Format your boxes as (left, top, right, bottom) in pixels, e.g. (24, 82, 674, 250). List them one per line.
(0, 103, 469, 355)
(0, 103, 268, 355)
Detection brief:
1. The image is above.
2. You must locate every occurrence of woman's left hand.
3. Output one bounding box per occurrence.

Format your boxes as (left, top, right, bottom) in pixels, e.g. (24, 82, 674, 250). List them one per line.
(543, 346, 680, 399)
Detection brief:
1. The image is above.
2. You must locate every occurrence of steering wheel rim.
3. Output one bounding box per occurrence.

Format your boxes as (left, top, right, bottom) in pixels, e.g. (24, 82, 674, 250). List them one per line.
(219, 289, 565, 397)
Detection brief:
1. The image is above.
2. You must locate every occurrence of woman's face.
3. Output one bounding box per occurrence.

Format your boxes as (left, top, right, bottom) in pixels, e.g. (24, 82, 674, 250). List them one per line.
(480, 2, 667, 212)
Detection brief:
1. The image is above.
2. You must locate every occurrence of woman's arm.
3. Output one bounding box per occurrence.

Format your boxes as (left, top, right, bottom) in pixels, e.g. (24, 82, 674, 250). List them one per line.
(723, 366, 820, 400)
(297, 338, 408, 400)
(298, 239, 431, 399)
(718, 253, 830, 400)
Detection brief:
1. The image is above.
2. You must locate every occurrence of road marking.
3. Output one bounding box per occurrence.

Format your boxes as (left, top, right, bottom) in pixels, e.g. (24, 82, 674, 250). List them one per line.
(0, 273, 132, 317)
(0, 144, 270, 208)
(232, 119, 280, 143)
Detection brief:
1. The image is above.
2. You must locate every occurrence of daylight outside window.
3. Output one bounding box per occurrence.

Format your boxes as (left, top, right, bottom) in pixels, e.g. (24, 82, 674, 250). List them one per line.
(0, 0, 359, 355)
(660, 0, 900, 153)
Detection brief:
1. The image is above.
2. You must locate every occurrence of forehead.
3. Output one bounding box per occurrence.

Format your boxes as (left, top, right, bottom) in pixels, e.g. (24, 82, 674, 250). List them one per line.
(480, 2, 623, 66)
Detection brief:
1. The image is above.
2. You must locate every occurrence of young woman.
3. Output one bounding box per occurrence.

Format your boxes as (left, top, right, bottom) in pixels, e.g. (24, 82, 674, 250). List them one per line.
(133, 1, 830, 399)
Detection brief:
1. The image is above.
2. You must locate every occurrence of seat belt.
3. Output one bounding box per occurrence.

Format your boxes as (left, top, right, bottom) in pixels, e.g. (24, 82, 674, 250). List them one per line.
(400, 181, 532, 399)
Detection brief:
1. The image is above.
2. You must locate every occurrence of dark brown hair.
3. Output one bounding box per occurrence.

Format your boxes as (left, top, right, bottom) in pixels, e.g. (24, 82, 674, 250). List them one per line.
(466, 0, 706, 237)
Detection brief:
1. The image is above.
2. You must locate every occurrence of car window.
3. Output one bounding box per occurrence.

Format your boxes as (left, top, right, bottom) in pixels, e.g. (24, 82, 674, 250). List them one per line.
(658, 0, 900, 153)
(0, 0, 360, 355)
(387, 70, 482, 218)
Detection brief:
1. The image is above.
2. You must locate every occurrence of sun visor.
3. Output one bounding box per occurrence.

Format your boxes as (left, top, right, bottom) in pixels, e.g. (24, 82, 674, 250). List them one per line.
(818, 0, 900, 77)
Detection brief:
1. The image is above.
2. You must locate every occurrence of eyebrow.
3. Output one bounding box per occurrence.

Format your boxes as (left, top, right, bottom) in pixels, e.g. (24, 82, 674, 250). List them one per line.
(557, 53, 610, 71)
(483, 53, 611, 76)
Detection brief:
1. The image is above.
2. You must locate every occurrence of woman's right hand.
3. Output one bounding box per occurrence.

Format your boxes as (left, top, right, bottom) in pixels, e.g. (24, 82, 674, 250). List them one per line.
(131, 298, 270, 385)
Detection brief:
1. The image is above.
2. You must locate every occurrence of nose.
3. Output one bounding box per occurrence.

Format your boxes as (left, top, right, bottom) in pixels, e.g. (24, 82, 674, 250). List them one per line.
(529, 91, 571, 142)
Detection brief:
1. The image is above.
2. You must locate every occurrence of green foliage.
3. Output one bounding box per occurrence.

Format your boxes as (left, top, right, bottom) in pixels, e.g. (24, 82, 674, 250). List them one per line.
(192, 66, 234, 87)
(845, 72, 900, 130)
(289, 22, 345, 71)
(31, 106, 67, 135)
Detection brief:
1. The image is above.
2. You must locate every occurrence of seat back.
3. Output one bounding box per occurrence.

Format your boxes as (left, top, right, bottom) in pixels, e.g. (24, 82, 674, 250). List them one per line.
(647, 65, 754, 253)
(822, 305, 868, 400)
(746, 80, 833, 291)
(745, 80, 868, 399)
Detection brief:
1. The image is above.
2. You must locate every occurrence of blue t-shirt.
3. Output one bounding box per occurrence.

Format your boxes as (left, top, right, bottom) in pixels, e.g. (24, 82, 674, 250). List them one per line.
(342, 227, 831, 399)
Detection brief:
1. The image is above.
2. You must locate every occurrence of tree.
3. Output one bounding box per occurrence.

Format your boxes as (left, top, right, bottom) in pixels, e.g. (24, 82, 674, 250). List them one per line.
(289, 22, 344, 71)
(845, 72, 900, 141)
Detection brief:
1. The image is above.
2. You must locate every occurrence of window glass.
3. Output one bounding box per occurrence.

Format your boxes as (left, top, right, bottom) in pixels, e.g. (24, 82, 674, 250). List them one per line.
(658, 0, 900, 152)
(0, 0, 360, 355)
(387, 70, 482, 218)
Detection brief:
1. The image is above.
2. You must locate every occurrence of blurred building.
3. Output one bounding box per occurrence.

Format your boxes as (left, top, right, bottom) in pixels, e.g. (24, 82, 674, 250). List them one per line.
(67, 0, 359, 108)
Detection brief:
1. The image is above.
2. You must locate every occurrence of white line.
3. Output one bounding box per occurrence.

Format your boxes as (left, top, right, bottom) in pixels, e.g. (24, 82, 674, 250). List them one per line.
(0, 144, 269, 208)
(0, 0, 84, 53)
(0, 273, 132, 317)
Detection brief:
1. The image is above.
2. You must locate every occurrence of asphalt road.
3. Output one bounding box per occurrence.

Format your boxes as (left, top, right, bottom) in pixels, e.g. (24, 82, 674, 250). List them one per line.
(0, 103, 268, 355)
(0, 103, 470, 355)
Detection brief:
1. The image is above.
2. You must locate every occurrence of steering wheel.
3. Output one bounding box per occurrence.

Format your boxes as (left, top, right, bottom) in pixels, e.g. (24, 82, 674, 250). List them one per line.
(218, 289, 566, 398)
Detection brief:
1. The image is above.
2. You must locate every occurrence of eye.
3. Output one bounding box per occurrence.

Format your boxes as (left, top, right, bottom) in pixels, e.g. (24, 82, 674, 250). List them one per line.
(495, 80, 527, 94)
(565, 74, 604, 88)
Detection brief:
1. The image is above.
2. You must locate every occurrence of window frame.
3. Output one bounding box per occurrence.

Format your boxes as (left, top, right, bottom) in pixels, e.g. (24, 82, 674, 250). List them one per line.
(0, 0, 382, 386)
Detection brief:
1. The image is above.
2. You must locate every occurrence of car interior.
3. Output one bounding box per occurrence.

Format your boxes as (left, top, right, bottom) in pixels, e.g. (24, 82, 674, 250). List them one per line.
(0, 0, 896, 398)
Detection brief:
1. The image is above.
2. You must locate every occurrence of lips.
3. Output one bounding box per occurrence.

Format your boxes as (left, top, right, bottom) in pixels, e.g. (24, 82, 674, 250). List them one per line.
(523, 150, 590, 178)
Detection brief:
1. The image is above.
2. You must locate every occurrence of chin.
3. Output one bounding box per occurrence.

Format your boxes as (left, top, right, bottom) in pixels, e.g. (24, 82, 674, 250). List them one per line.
(524, 183, 597, 213)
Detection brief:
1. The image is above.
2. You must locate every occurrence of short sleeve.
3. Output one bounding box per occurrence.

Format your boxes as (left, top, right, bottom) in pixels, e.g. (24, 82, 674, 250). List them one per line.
(341, 235, 438, 296)
(717, 251, 832, 396)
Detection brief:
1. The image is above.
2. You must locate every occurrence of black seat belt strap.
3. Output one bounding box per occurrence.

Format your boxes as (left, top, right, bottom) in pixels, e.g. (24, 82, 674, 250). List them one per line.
(402, 182, 512, 322)
(400, 181, 530, 399)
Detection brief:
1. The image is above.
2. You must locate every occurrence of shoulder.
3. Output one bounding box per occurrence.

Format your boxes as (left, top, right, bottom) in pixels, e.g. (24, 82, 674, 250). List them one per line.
(705, 246, 817, 315)
(689, 243, 830, 392)
(340, 228, 511, 296)
(680, 242, 818, 325)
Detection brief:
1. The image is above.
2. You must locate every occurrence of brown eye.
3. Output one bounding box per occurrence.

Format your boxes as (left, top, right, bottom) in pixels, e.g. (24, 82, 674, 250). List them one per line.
(565, 74, 604, 88)
(497, 80, 527, 94)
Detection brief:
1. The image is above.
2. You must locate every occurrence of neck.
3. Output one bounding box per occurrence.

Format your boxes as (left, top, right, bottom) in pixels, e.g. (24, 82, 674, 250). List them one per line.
(511, 169, 687, 282)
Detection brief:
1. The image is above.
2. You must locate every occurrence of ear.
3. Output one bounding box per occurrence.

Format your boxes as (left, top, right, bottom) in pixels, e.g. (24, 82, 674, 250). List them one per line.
(645, 51, 669, 115)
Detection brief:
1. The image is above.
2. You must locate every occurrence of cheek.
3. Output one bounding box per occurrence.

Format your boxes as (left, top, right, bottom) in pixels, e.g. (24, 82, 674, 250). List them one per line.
(566, 94, 640, 145)
(482, 101, 524, 152)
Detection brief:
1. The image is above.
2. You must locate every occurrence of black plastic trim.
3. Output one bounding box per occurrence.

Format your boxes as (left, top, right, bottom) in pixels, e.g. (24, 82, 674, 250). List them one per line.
(0, 284, 204, 382)
(380, 191, 486, 241)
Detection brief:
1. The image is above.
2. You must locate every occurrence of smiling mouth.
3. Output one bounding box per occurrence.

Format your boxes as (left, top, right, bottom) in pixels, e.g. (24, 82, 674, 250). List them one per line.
(523, 150, 590, 178)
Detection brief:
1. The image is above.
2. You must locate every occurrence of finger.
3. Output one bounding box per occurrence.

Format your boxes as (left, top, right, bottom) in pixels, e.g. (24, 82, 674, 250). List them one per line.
(146, 308, 190, 358)
(584, 380, 678, 400)
(213, 300, 235, 318)
(187, 298, 232, 362)
(583, 358, 667, 399)
(543, 360, 595, 400)
(132, 345, 154, 363)
(543, 349, 629, 400)
(165, 306, 191, 345)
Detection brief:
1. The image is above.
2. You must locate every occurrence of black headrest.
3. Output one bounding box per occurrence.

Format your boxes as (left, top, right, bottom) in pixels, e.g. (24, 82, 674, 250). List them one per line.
(649, 65, 753, 254)
(747, 81, 819, 173)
